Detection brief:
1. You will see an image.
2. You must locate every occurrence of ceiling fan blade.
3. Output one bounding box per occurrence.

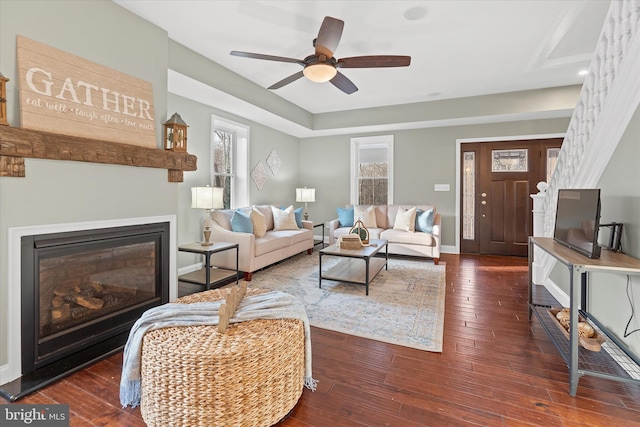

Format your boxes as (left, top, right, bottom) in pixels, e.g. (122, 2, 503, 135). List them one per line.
(230, 50, 305, 65)
(268, 71, 305, 90)
(337, 55, 411, 68)
(315, 16, 344, 58)
(330, 71, 358, 94)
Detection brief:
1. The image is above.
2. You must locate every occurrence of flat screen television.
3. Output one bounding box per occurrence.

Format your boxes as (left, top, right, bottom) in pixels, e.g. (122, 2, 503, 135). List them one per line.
(553, 188, 602, 259)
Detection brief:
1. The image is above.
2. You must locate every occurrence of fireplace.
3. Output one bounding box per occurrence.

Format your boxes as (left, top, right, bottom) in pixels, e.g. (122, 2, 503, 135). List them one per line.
(0, 220, 171, 401)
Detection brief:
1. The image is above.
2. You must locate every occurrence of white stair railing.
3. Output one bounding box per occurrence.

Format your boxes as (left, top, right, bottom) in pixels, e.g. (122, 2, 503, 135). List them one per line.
(533, 0, 640, 290)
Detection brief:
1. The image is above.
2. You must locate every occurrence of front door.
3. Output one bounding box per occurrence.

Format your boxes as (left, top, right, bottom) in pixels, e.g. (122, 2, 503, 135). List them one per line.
(460, 138, 562, 256)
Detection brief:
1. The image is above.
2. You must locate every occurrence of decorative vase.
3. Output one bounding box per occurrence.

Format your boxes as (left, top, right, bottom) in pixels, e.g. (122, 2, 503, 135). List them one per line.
(349, 218, 369, 245)
(202, 226, 213, 246)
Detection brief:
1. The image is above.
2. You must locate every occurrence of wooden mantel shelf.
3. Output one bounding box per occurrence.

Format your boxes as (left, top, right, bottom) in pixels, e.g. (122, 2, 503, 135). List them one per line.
(0, 126, 197, 182)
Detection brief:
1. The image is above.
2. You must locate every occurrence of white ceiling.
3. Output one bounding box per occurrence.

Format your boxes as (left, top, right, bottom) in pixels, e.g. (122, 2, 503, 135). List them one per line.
(114, 0, 610, 115)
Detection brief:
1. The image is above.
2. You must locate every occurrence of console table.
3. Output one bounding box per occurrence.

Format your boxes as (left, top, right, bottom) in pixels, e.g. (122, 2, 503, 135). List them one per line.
(528, 237, 640, 396)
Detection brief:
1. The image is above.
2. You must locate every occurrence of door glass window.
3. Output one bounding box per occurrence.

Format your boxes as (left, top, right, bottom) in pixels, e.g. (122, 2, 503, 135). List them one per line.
(491, 149, 528, 172)
(462, 151, 475, 240)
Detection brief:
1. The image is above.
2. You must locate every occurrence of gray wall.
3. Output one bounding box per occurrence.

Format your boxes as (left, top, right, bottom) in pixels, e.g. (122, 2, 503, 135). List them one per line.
(3, 0, 636, 370)
(168, 93, 300, 268)
(313, 86, 581, 130)
(592, 105, 640, 354)
(300, 118, 571, 246)
(592, 103, 640, 355)
(548, 104, 640, 356)
(0, 1, 175, 367)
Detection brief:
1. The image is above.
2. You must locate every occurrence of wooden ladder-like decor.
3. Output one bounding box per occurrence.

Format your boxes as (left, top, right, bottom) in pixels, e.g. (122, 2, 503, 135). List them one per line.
(218, 282, 248, 333)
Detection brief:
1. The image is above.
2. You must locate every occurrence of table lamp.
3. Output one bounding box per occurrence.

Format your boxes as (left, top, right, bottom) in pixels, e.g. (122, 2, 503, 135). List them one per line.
(191, 185, 224, 246)
(296, 187, 315, 220)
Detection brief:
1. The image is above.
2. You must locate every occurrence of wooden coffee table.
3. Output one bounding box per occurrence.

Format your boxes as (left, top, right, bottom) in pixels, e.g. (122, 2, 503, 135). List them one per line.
(318, 239, 388, 295)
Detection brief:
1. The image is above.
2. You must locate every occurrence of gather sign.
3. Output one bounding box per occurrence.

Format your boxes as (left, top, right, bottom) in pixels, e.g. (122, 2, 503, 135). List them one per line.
(16, 36, 156, 148)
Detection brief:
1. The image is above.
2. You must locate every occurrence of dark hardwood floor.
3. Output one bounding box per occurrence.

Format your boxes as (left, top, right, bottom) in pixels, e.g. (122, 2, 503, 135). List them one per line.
(4, 254, 640, 426)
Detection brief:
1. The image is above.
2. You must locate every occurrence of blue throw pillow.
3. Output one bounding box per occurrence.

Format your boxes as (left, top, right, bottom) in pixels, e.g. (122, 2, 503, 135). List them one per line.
(415, 208, 434, 233)
(294, 207, 303, 228)
(337, 206, 354, 227)
(231, 209, 253, 233)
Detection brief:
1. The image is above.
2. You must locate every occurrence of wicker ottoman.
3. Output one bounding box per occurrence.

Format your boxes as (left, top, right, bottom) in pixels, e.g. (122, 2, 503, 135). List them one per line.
(140, 288, 305, 427)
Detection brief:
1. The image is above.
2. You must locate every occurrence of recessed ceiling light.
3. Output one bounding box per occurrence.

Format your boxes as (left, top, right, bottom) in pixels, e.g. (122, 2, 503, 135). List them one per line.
(404, 6, 428, 21)
(578, 70, 588, 76)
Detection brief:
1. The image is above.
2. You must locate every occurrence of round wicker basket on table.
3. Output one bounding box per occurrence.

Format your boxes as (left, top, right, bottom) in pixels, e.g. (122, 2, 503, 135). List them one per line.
(140, 288, 305, 427)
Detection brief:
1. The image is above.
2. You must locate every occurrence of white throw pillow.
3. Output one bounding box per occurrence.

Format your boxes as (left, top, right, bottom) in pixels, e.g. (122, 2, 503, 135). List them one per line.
(353, 205, 377, 228)
(393, 206, 417, 232)
(250, 207, 267, 237)
(271, 205, 299, 230)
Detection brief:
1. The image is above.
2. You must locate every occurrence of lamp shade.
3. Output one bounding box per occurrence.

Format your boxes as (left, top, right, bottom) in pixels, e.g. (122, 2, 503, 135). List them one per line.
(303, 63, 337, 83)
(296, 187, 315, 203)
(191, 186, 224, 210)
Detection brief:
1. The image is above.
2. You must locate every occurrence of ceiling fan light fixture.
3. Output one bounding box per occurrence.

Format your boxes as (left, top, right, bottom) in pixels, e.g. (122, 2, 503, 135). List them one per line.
(231, 16, 410, 93)
(303, 63, 337, 83)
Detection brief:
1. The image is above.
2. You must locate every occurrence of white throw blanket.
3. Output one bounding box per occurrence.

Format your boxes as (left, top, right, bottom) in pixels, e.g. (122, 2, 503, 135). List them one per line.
(119, 290, 317, 408)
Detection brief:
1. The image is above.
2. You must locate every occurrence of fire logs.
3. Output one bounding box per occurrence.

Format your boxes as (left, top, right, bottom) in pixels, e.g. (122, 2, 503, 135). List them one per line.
(43, 279, 151, 337)
(51, 281, 105, 323)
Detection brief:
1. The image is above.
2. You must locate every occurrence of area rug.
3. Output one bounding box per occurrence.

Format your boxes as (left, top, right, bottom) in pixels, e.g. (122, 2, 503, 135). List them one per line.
(245, 253, 446, 353)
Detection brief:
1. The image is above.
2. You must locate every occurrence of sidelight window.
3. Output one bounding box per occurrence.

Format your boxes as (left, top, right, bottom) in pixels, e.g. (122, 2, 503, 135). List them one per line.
(462, 151, 476, 240)
(546, 147, 560, 182)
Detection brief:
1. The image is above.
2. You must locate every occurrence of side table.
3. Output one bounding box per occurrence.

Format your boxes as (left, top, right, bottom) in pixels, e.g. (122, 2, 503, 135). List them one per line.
(313, 222, 325, 248)
(178, 242, 239, 290)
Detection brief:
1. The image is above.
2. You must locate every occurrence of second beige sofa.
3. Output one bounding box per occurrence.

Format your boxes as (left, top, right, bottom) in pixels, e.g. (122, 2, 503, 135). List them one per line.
(327, 204, 441, 264)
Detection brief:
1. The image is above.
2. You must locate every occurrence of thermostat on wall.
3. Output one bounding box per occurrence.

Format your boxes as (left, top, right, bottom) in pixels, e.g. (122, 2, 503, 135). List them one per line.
(434, 184, 450, 192)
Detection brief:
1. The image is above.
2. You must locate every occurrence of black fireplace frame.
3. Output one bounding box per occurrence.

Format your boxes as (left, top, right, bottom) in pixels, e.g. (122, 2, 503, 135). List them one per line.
(0, 222, 169, 401)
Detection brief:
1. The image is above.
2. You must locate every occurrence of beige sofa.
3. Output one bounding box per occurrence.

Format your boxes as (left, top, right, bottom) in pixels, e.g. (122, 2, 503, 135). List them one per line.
(208, 205, 314, 280)
(328, 204, 441, 264)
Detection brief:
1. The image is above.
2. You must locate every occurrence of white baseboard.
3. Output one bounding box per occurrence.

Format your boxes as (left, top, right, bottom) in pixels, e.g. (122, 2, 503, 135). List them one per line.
(0, 363, 12, 386)
(441, 245, 456, 254)
(178, 262, 202, 277)
(542, 277, 570, 308)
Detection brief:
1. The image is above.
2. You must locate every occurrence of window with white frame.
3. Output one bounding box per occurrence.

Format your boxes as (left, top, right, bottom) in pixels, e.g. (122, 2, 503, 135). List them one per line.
(350, 135, 394, 205)
(211, 116, 249, 208)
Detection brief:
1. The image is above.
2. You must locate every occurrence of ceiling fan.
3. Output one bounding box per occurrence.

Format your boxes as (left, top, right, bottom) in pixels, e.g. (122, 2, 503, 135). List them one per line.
(230, 16, 411, 94)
